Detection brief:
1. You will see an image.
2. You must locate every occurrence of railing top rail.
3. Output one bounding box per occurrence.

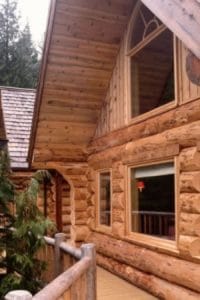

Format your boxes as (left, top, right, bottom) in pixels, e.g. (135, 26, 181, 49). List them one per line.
(44, 236, 55, 246)
(131, 211, 175, 216)
(60, 241, 82, 260)
(44, 235, 82, 259)
(33, 257, 91, 300)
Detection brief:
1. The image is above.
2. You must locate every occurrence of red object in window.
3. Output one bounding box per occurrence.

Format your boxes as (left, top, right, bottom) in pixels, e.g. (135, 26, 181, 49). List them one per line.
(137, 181, 145, 192)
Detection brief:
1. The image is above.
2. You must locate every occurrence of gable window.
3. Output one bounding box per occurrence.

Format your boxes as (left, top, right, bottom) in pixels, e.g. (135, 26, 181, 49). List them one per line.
(98, 171, 111, 227)
(130, 162, 175, 240)
(127, 2, 175, 119)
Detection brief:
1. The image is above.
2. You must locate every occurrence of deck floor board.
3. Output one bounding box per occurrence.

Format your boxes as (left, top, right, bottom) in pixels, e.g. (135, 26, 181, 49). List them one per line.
(97, 268, 158, 300)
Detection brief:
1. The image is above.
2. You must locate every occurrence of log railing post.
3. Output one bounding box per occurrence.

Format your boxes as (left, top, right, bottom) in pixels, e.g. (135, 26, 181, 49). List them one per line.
(5, 290, 32, 300)
(54, 232, 66, 277)
(81, 243, 96, 300)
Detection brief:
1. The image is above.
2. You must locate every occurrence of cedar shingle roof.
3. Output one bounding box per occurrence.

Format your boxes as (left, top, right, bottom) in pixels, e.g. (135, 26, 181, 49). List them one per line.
(1, 87, 35, 169)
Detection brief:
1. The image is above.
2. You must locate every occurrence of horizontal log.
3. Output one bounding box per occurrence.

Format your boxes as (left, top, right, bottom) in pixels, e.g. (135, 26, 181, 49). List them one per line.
(68, 175, 87, 188)
(112, 208, 124, 223)
(74, 200, 87, 211)
(112, 193, 125, 209)
(180, 172, 200, 193)
(86, 168, 95, 181)
(97, 254, 200, 300)
(62, 207, 71, 214)
(62, 197, 71, 206)
(180, 213, 200, 236)
(112, 179, 124, 193)
(88, 232, 200, 292)
(89, 120, 200, 166)
(87, 182, 96, 194)
(87, 194, 95, 206)
(87, 218, 95, 230)
(87, 207, 95, 218)
(62, 215, 71, 225)
(180, 193, 200, 214)
(71, 225, 90, 242)
(123, 143, 179, 165)
(89, 99, 200, 155)
(180, 147, 200, 171)
(88, 145, 123, 168)
(74, 188, 87, 201)
(75, 212, 88, 223)
(179, 235, 200, 257)
(112, 162, 124, 179)
(112, 221, 125, 237)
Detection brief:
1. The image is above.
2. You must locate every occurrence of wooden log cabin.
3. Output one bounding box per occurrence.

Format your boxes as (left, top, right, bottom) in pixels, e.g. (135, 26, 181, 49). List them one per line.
(29, 0, 200, 298)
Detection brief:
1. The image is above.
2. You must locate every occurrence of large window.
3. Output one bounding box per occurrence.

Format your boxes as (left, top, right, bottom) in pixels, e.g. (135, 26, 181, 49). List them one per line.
(130, 162, 175, 240)
(99, 172, 111, 226)
(128, 2, 175, 119)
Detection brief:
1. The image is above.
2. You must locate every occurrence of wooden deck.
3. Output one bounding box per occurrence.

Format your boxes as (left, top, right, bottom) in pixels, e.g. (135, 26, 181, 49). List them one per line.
(97, 268, 158, 300)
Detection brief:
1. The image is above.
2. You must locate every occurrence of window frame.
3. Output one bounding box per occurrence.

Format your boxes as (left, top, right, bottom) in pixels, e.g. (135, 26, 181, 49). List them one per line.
(96, 169, 112, 231)
(125, 1, 179, 125)
(125, 158, 179, 252)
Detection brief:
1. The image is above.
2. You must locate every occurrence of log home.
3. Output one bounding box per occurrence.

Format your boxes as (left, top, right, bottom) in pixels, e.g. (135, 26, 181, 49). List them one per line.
(29, 0, 200, 298)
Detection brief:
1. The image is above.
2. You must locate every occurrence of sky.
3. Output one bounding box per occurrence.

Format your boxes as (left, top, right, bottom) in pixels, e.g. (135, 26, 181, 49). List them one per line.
(17, 0, 51, 47)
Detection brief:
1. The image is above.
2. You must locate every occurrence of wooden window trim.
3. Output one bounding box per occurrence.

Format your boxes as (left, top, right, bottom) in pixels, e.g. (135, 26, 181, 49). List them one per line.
(96, 169, 113, 232)
(125, 158, 179, 254)
(125, 3, 179, 125)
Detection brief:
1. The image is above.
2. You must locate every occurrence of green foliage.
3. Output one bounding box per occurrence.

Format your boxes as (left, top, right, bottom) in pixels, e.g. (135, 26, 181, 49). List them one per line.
(0, 0, 40, 88)
(0, 149, 14, 214)
(0, 154, 55, 298)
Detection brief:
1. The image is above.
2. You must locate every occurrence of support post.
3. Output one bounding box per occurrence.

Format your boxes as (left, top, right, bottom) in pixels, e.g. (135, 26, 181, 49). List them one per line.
(54, 232, 66, 277)
(81, 243, 96, 300)
(5, 290, 32, 300)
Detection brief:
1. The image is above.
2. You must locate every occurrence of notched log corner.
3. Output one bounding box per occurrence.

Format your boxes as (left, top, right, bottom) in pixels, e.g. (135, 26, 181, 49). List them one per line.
(186, 50, 200, 86)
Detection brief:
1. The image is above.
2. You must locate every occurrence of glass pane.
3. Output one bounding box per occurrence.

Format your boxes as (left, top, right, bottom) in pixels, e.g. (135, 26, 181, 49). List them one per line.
(130, 163, 175, 240)
(131, 29, 174, 118)
(131, 4, 162, 48)
(99, 172, 111, 226)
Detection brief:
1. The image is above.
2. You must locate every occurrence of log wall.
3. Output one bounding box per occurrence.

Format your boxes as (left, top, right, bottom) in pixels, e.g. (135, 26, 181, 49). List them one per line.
(85, 34, 200, 296)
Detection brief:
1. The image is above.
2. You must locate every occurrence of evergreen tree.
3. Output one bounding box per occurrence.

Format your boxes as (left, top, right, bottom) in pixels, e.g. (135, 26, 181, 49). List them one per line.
(0, 0, 40, 88)
(0, 170, 54, 296)
(0, 0, 19, 86)
(14, 24, 39, 88)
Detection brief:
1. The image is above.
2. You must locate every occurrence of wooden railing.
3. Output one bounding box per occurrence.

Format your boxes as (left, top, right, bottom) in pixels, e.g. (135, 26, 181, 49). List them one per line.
(132, 211, 175, 239)
(5, 233, 96, 300)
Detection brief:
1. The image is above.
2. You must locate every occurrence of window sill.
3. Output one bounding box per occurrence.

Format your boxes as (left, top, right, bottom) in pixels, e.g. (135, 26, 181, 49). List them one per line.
(125, 232, 179, 256)
(128, 100, 176, 126)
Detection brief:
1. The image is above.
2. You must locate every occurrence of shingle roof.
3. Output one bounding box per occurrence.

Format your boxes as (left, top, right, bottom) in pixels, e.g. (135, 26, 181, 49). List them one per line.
(1, 87, 36, 169)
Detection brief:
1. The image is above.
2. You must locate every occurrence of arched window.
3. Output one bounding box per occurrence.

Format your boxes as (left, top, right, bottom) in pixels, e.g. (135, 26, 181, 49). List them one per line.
(127, 2, 175, 119)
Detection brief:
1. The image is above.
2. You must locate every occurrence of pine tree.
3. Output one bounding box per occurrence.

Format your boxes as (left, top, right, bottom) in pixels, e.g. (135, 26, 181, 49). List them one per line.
(13, 24, 39, 88)
(0, 0, 40, 88)
(0, 0, 20, 86)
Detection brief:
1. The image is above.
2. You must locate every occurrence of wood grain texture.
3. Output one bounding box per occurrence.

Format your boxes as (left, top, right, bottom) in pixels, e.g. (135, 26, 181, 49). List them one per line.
(31, 0, 135, 163)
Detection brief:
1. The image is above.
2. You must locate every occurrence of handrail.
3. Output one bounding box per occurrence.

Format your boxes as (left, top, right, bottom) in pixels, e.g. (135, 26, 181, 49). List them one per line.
(60, 241, 82, 260)
(33, 257, 91, 300)
(5, 233, 96, 300)
(44, 236, 55, 246)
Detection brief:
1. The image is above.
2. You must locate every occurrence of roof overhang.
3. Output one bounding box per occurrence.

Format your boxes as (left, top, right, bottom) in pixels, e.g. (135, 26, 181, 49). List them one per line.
(29, 0, 200, 165)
